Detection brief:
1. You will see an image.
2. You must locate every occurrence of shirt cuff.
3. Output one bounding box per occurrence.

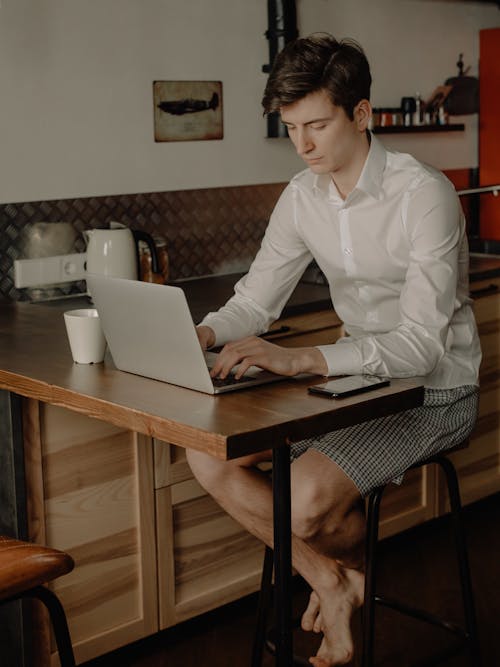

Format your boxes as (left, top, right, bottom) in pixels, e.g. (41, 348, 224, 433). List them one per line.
(315, 342, 364, 377)
(198, 314, 234, 347)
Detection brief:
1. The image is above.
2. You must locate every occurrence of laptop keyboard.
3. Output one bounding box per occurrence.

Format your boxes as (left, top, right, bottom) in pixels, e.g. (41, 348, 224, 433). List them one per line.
(206, 352, 253, 387)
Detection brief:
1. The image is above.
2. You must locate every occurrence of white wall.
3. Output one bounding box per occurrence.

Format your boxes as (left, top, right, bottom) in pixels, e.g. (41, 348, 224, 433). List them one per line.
(0, 0, 498, 204)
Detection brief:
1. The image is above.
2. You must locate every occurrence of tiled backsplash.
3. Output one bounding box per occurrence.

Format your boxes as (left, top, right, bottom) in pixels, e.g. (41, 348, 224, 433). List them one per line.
(0, 183, 286, 301)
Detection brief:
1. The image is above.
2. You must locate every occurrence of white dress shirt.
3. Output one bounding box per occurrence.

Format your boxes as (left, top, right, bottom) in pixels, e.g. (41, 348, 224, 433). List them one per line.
(200, 135, 481, 389)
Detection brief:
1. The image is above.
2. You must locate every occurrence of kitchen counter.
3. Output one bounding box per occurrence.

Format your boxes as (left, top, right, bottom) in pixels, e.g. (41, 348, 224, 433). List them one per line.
(29, 270, 332, 322)
(175, 252, 500, 320)
(29, 253, 500, 322)
(172, 271, 332, 322)
(469, 253, 500, 282)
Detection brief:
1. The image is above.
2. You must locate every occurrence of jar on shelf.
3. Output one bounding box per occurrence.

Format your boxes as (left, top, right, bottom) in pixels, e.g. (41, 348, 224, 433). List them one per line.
(379, 108, 393, 127)
(139, 235, 169, 284)
(370, 108, 381, 128)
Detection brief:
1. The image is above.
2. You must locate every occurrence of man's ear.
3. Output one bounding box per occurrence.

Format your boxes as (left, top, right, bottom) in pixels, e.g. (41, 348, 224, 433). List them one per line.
(354, 99, 372, 131)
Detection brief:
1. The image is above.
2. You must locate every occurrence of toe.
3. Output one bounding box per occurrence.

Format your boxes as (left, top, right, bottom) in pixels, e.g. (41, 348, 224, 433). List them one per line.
(301, 591, 320, 632)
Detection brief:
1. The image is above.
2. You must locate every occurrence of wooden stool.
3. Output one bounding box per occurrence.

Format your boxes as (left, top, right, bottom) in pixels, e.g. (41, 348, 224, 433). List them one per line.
(0, 535, 76, 667)
(251, 447, 481, 667)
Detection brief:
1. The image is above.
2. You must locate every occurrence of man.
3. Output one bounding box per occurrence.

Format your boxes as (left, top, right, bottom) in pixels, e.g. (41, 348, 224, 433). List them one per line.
(187, 33, 481, 667)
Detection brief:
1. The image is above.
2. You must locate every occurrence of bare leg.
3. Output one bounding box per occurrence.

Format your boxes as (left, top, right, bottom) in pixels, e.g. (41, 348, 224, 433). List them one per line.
(289, 452, 366, 663)
(186, 447, 366, 666)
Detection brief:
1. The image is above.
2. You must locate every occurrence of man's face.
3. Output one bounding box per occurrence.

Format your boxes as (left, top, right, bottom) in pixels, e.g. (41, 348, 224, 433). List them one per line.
(280, 89, 368, 177)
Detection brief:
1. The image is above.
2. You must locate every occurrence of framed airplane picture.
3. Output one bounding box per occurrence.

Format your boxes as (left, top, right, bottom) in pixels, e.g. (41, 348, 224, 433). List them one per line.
(153, 80, 223, 142)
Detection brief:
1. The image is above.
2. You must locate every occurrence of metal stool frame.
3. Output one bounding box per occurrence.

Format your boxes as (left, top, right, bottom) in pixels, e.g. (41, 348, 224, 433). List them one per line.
(252, 453, 481, 667)
(362, 453, 481, 667)
(3, 585, 75, 667)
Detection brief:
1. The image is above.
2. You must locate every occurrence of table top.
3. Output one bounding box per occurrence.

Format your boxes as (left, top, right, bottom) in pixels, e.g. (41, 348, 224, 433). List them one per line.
(0, 300, 424, 460)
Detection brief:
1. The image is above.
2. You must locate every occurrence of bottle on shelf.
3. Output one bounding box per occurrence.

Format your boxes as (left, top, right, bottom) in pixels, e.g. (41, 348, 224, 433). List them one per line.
(437, 105, 448, 126)
(401, 96, 416, 126)
(414, 93, 423, 126)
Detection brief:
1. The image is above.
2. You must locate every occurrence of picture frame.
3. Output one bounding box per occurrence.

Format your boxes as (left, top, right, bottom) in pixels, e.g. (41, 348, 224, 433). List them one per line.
(153, 80, 223, 142)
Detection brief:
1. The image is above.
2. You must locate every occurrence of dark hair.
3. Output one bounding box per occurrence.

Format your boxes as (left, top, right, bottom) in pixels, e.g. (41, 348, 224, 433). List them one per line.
(262, 33, 371, 120)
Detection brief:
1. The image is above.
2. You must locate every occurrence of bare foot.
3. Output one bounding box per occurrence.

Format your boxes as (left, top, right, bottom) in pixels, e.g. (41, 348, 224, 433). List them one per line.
(308, 567, 364, 667)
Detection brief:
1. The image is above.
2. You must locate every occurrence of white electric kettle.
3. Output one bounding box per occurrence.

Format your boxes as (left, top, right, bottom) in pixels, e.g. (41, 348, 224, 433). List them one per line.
(84, 222, 159, 280)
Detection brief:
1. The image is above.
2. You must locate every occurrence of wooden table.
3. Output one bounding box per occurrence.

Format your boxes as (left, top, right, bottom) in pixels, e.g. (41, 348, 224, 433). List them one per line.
(0, 301, 424, 666)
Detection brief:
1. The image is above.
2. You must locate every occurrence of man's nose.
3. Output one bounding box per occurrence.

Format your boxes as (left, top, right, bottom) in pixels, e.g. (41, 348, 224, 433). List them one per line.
(295, 130, 313, 156)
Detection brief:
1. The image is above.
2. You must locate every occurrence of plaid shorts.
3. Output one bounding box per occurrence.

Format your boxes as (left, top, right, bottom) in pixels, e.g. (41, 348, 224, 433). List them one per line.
(290, 384, 479, 497)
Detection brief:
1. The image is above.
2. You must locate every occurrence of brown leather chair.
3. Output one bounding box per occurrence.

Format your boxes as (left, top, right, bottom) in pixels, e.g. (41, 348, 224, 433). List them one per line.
(0, 535, 76, 666)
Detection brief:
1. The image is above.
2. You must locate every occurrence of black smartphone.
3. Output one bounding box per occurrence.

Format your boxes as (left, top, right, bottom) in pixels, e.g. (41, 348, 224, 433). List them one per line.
(308, 375, 390, 399)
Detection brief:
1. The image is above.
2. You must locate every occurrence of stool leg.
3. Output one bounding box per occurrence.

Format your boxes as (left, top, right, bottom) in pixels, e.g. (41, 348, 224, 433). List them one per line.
(28, 585, 76, 667)
(436, 456, 482, 667)
(251, 545, 275, 667)
(361, 486, 385, 667)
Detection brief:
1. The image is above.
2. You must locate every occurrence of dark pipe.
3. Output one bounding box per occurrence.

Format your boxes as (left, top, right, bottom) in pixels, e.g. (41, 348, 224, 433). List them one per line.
(263, 0, 298, 73)
(263, 0, 298, 137)
(469, 167, 480, 238)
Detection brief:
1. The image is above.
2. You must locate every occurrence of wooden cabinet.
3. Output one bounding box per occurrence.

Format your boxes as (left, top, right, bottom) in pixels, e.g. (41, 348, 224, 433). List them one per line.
(23, 401, 157, 666)
(153, 442, 264, 630)
(438, 277, 500, 511)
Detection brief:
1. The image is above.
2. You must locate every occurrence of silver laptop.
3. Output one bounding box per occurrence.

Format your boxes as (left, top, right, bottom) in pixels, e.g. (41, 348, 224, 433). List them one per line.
(86, 274, 287, 395)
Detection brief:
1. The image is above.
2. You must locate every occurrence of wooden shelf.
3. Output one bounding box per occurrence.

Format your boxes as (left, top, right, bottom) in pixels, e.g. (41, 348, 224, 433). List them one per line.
(373, 124, 465, 134)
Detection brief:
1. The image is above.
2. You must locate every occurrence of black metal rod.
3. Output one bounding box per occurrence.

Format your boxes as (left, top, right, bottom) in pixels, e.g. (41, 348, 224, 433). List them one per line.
(272, 444, 293, 666)
(436, 456, 482, 666)
(263, 0, 298, 138)
(375, 595, 468, 637)
(251, 545, 275, 667)
(361, 485, 385, 667)
(24, 586, 76, 667)
(263, 0, 298, 71)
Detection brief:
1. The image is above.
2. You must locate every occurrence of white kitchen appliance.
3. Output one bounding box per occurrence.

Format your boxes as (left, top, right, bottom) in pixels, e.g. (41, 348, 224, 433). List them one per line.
(84, 222, 159, 281)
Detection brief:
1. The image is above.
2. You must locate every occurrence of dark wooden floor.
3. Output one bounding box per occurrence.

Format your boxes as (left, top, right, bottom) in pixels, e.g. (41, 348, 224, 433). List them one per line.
(82, 492, 500, 667)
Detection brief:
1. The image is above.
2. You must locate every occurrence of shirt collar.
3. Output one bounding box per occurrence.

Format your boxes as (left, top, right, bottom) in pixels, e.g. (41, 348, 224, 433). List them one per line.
(312, 132, 387, 201)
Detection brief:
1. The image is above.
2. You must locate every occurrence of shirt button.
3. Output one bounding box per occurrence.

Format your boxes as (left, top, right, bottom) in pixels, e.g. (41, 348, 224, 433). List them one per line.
(343, 247, 352, 256)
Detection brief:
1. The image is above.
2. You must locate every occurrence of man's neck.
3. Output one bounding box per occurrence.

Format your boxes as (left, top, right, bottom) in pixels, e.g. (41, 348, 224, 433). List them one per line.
(331, 132, 371, 200)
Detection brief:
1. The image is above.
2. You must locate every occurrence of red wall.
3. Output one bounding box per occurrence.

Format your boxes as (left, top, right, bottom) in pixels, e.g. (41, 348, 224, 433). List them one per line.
(479, 27, 500, 240)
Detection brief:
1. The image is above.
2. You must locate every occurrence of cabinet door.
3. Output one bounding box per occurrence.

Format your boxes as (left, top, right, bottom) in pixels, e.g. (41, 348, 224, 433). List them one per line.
(438, 279, 500, 511)
(24, 401, 157, 666)
(154, 442, 265, 629)
(376, 466, 437, 540)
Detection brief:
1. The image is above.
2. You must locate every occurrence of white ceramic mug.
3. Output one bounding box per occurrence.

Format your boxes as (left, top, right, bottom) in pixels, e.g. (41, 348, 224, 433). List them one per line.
(64, 309, 107, 364)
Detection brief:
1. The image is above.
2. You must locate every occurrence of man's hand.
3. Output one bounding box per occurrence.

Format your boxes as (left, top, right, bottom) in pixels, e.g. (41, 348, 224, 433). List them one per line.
(209, 335, 328, 379)
(196, 325, 216, 350)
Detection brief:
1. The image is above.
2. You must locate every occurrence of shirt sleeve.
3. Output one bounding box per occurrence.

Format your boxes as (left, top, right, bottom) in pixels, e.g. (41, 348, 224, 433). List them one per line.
(316, 175, 464, 378)
(199, 184, 313, 345)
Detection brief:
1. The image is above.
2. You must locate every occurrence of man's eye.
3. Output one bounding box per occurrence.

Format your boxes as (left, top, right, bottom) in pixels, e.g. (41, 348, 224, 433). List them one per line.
(311, 124, 326, 130)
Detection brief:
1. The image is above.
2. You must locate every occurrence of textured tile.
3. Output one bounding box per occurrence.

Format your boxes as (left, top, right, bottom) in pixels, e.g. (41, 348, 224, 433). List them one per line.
(0, 183, 285, 301)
